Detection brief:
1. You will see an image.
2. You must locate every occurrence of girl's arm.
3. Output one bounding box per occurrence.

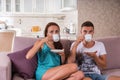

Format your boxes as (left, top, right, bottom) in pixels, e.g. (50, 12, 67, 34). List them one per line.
(26, 37, 48, 59)
(60, 52, 65, 64)
(67, 45, 77, 63)
(56, 50, 65, 64)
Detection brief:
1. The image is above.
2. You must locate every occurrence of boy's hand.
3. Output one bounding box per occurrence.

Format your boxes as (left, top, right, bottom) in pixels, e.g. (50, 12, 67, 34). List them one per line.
(74, 35, 84, 47)
(85, 51, 97, 58)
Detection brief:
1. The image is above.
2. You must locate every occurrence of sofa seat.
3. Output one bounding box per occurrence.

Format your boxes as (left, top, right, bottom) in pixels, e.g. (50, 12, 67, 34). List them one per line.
(102, 69, 120, 76)
(0, 36, 120, 80)
(13, 74, 35, 80)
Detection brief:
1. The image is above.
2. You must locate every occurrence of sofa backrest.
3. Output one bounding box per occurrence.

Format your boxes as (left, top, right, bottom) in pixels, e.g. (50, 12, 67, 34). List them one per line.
(13, 36, 120, 70)
(97, 36, 120, 70)
(13, 37, 37, 52)
(13, 36, 72, 63)
(13, 36, 72, 54)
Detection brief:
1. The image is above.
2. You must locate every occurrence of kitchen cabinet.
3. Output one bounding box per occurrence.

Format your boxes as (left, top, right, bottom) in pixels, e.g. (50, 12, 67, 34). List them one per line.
(45, 0, 61, 13)
(23, 0, 32, 12)
(36, 0, 44, 13)
(0, 0, 6, 12)
(0, 0, 1, 12)
(0, 0, 21, 13)
(61, 0, 77, 11)
(0, 0, 30, 13)
(0, 0, 62, 13)
(24, 0, 61, 13)
(62, 0, 77, 8)
(15, 0, 21, 12)
(6, 0, 12, 12)
(0, 0, 77, 13)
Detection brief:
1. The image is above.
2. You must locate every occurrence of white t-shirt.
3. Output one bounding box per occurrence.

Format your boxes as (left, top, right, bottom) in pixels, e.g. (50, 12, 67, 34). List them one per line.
(71, 41, 107, 74)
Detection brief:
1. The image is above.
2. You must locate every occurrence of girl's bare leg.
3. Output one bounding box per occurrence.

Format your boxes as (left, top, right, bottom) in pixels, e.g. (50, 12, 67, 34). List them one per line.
(65, 71, 84, 80)
(83, 77, 92, 80)
(42, 63, 80, 80)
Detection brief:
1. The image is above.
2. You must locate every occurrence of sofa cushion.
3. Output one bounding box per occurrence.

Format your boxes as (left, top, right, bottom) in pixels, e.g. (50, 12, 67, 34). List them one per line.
(13, 73, 35, 80)
(61, 39, 71, 63)
(0, 53, 11, 80)
(102, 69, 120, 76)
(13, 37, 37, 52)
(7, 45, 37, 79)
(97, 36, 120, 70)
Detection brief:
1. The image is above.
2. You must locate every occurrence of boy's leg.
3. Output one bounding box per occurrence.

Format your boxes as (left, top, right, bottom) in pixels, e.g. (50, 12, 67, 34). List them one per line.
(85, 73, 107, 80)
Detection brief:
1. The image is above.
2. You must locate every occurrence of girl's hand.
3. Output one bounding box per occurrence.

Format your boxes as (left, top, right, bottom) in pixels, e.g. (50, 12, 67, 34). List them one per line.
(56, 49, 64, 55)
(41, 37, 48, 44)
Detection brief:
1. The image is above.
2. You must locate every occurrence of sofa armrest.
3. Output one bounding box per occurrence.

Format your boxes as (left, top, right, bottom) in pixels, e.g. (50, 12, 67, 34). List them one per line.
(0, 53, 11, 80)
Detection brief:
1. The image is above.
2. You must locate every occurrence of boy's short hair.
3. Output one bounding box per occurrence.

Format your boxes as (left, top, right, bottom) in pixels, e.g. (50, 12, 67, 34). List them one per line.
(81, 21, 94, 29)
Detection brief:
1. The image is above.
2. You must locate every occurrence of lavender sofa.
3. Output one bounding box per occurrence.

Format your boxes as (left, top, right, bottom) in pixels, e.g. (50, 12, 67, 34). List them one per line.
(0, 36, 120, 80)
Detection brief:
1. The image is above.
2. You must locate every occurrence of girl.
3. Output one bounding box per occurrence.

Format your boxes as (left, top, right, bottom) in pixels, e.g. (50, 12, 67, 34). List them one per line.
(26, 22, 84, 80)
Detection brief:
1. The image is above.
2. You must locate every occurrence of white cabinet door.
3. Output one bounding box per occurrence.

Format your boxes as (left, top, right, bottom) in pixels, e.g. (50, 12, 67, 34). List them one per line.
(45, 0, 61, 13)
(15, 0, 21, 12)
(35, 0, 44, 13)
(0, 0, 2, 12)
(35, 0, 61, 13)
(23, 0, 44, 13)
(0, 0, 21, 13)
(23, 0, 33, 12)
(62, 0, 77, 8)
(0, 0, 64, 13)
(0, 0, 10, 12)
(6, 0, 12, 12)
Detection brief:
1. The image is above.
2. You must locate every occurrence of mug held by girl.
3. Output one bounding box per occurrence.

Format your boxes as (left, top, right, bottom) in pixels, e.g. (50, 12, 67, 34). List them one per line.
(53, 34, 60, 42)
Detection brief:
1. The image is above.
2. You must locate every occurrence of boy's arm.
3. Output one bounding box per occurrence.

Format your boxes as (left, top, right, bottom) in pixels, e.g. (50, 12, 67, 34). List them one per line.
(85, 52, 107, 69)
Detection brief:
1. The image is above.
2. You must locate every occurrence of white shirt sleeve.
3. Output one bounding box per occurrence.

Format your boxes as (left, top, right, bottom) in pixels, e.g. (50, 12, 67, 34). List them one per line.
(99, 42, 107, 55)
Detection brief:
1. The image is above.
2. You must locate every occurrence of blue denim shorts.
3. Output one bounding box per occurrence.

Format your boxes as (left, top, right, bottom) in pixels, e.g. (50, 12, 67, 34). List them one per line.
(85, 73, 108, 80)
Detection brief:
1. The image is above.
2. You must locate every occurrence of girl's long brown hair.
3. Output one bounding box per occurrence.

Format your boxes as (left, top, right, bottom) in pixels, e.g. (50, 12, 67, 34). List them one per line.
(44, 22, 63, 49)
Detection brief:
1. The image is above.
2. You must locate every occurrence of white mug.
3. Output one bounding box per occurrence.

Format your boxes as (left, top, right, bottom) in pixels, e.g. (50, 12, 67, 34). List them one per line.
(53, 34, 60, 42)
(85, 34, 92, 42)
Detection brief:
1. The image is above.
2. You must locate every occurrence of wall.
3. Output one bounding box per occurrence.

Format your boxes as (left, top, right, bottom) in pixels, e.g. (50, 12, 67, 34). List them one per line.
(77, 0, 120, 39)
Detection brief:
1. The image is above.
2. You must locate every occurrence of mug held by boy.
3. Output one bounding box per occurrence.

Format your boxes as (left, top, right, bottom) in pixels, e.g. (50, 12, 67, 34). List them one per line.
(85, 34, 92, 42)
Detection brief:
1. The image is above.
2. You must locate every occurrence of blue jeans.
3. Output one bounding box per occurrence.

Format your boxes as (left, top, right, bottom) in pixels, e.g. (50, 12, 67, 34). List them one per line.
(85, 73, 107, 80)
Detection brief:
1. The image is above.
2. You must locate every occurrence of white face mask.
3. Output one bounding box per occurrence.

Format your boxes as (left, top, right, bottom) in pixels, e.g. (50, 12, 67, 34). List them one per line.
(53, 34, 60, 42)
(85, 34, 92, 42)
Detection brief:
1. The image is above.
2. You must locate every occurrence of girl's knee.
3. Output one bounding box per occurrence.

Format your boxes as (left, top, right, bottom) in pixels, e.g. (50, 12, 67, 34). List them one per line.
(42, 76, 47, 80)
(79, 71, 84, 78)
(75, 71, 84, 80)
(68, 63, 78, 71)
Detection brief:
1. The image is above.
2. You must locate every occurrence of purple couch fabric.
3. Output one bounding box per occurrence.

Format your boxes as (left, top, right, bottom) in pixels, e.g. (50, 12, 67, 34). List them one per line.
(97, 36, 120, 70)
(8, 45, 37, 79)
(13, 37, 37, 52)
(10, 36, 120, 80)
